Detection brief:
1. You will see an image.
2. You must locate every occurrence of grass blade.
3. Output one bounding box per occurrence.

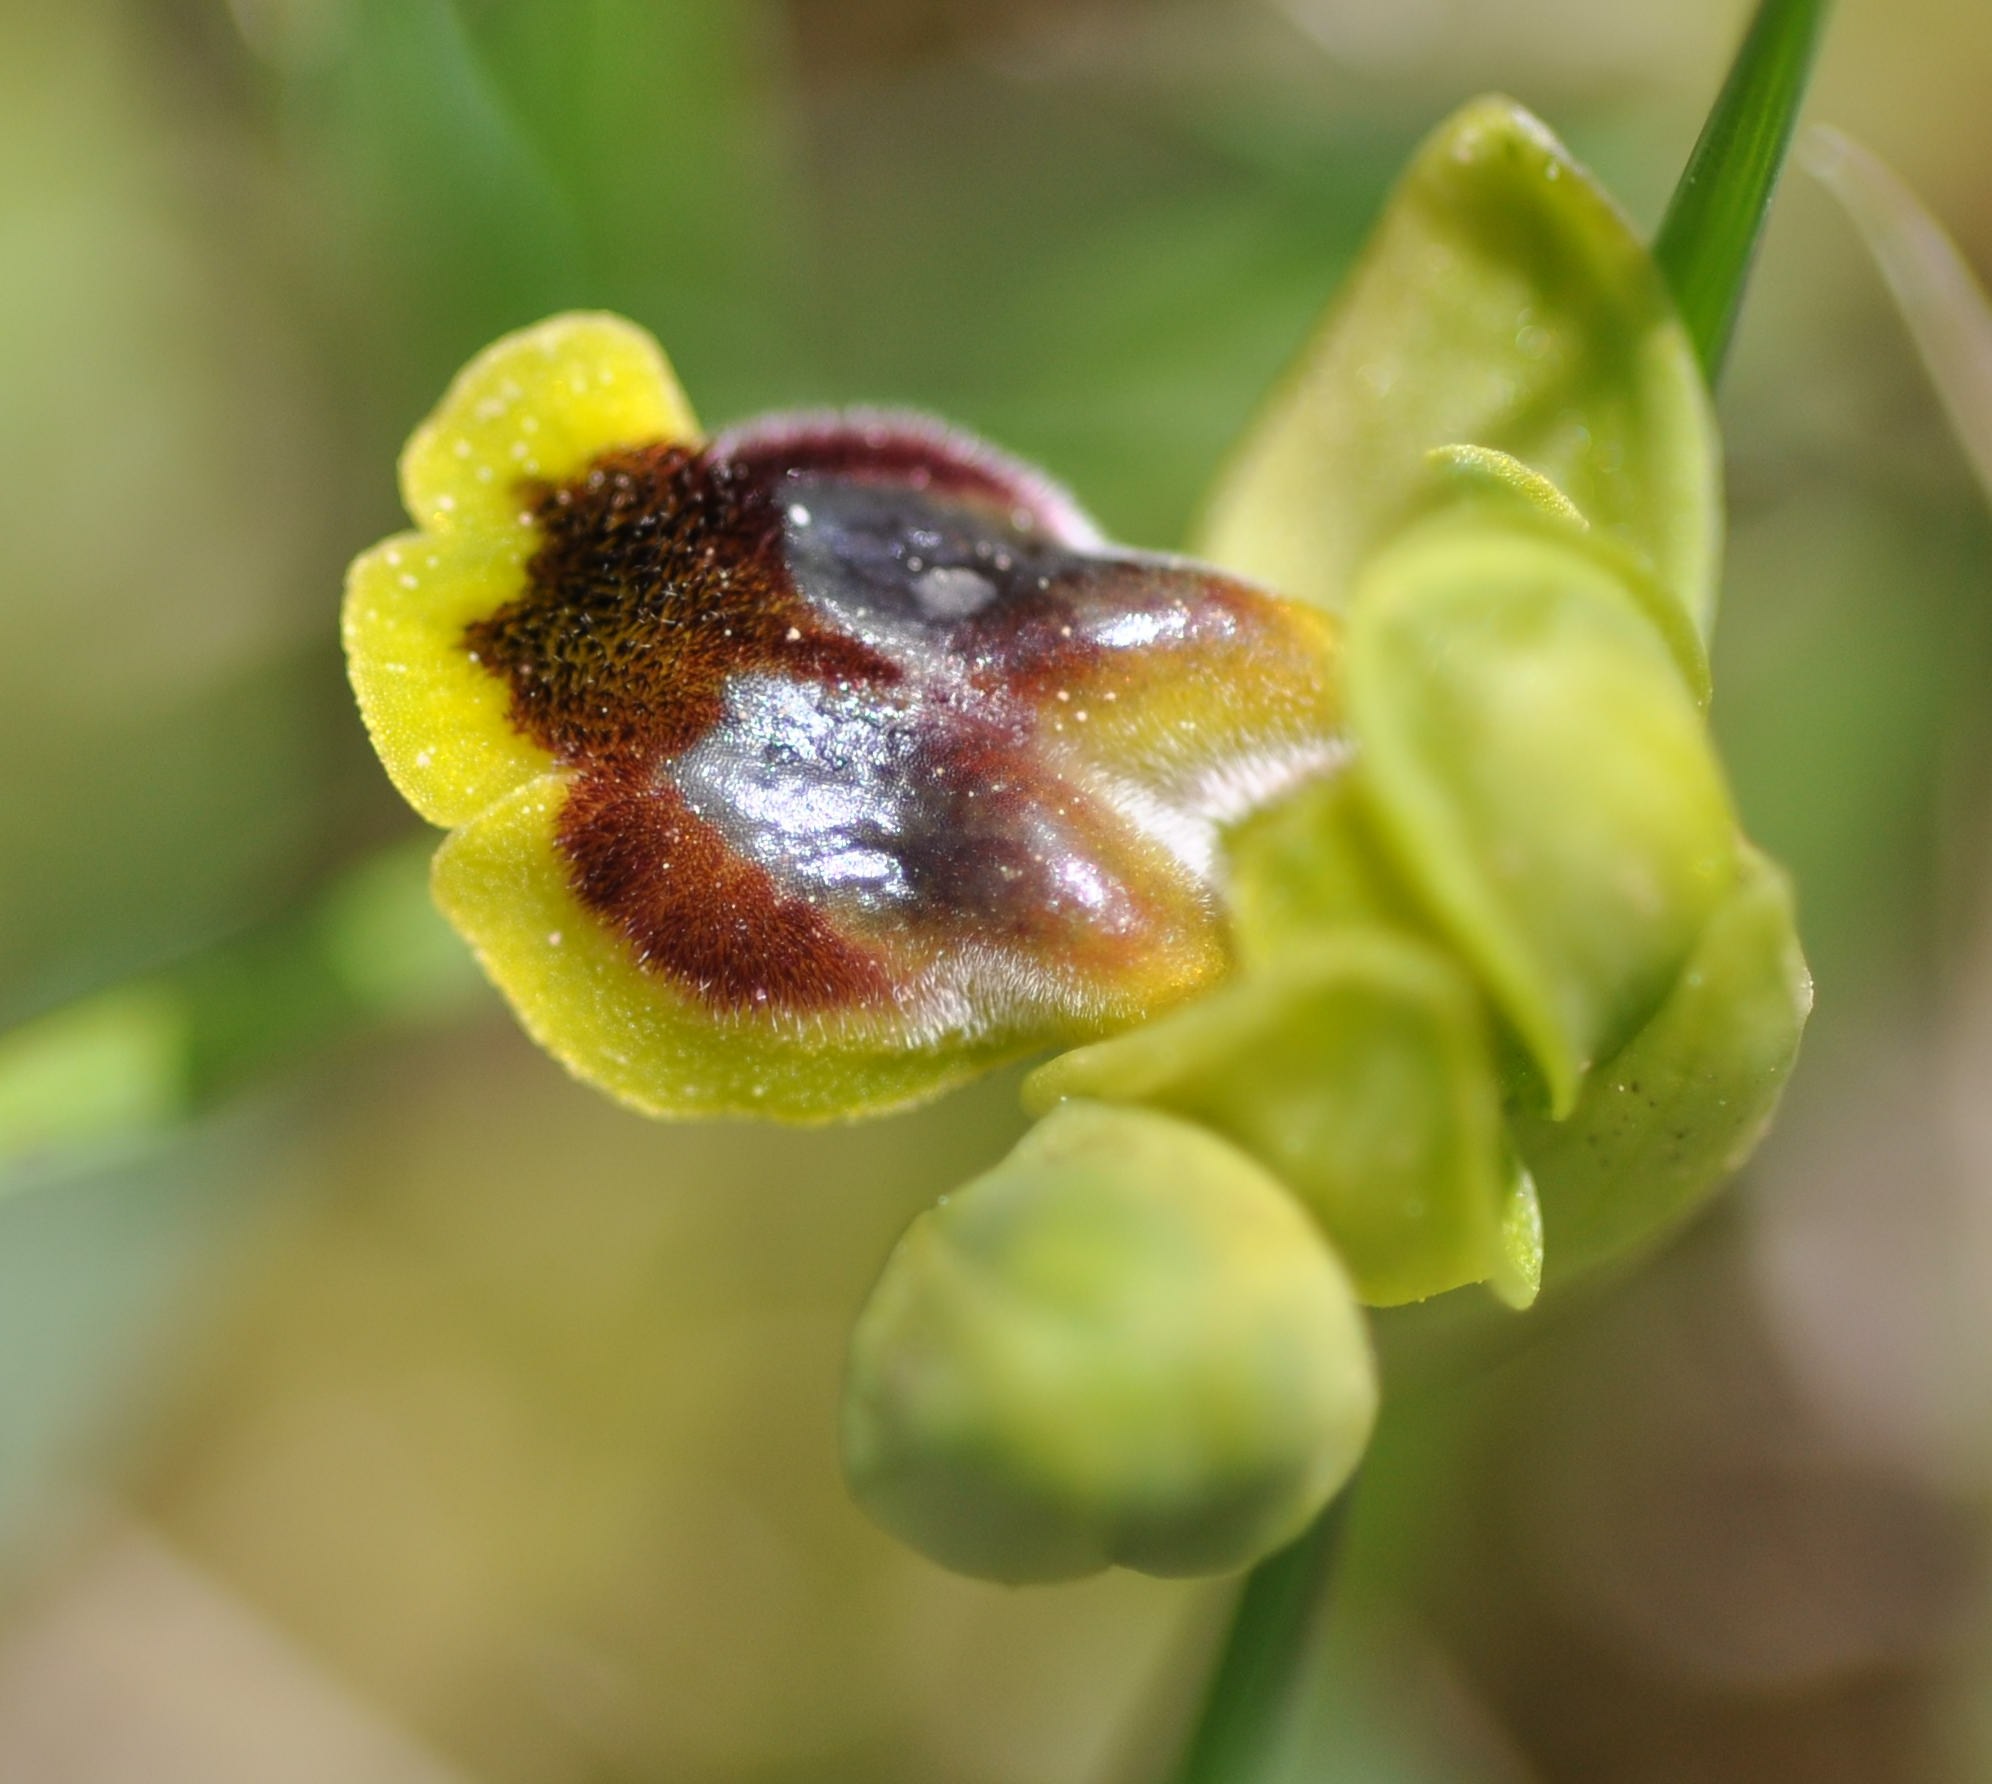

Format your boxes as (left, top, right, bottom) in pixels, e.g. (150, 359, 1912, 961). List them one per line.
(0, 842, 481, 1190)
(1654, 0, 1834, 382)
(1804, 125, 1992, 505)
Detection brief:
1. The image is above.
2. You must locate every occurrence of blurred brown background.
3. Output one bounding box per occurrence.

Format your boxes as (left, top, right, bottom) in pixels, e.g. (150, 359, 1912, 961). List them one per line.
(2, 1, 1990, 1779)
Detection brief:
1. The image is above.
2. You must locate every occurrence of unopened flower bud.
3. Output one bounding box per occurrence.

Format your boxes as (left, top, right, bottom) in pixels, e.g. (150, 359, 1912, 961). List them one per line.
(840, 1101, 1376, 1583)
(1028, 930, 1520, 1306)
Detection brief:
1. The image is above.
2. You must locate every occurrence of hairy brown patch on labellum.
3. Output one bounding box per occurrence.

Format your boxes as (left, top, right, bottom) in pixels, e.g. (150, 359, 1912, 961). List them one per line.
(465, 418, 1285, 1018)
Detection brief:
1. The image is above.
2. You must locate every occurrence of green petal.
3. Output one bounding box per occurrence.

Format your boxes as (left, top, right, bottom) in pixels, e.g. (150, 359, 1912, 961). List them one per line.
(1415, 454, 1713, 702)
(1221, 767, 1426, 968)
(1425, 443, 1591, 530)
(1195, 95, 1719, 638)
(1516, 844, 1812, 1279)
(1027, 932, 1513, 1307)
(841, 1102, 1376, 1583)
(1347, 511, 1738, 1116)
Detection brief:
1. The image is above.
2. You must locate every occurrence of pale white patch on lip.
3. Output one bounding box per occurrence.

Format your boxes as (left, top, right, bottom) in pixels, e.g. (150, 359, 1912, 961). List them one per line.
(912, 565, 998, 619)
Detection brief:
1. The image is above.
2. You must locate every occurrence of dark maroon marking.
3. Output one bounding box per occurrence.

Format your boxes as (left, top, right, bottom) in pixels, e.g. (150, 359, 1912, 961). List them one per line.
(769, 471, 1273, 704)
(466, 442, 905, 1013)
(466, 444, 893, 770)
(558, 776, 893, 1013)
(463, 422, 1257, 1017)
(714, 413, 1098, 545)
(958, 563, 1273, 705)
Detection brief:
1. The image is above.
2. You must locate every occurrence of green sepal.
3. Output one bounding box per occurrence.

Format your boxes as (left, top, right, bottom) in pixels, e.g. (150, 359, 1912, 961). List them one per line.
(1415, 458, 1711, 703)
(841, 1102, 1377, 1584)
(1195, 95, 1719, 639)
(1424, 443, 1590, 530)
(1515, 844, 1811, 1280)
(1026, 932, 1514, 1307)
(1221, 768, 1425, 969)
(1347, 510, 1738, 1117)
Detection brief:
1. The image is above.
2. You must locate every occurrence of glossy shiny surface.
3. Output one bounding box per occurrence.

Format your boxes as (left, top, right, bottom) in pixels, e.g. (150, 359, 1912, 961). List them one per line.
(465, 416, 1339, 1025)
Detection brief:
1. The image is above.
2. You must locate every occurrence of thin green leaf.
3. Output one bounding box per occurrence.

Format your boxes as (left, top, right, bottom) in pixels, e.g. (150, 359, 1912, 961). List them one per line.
(1654, 0, 1834, 382)
(0, 841, 482, 1188)
(1804, 125, 1992, 505)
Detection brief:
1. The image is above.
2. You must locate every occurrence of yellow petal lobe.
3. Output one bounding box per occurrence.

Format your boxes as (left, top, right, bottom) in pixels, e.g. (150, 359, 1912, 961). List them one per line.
(399, 312, 700, 538)
(341, 532, 551, 826)
(431, 775, 1037, 1122)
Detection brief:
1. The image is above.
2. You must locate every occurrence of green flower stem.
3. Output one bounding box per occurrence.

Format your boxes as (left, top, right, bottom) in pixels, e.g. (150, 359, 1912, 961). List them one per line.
(0, 841, 481, 1187)
(1163, 1481, 1354, 1784)
(1655, 0, 1835, 381)
(1166, 1486, 1355, 1784)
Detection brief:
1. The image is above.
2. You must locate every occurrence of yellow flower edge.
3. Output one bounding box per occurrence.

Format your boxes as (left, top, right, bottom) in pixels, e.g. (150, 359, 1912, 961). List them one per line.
(399, 312, 700, 538)
(343, 314, 700, 826)
(431, 775, 1058, 1121)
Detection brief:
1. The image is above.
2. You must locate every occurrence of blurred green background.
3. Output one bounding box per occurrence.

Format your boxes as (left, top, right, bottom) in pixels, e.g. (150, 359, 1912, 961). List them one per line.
(2, 1, 1990, 1778)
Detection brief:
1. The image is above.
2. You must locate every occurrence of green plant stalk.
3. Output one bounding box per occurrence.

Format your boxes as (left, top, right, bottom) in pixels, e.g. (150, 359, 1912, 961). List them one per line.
(0, 840, 481, 1189)
(1163, 1, 1832, 1772)
(1654, 0, 1835, 381)
(1166, 1487, 1354, 1784)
